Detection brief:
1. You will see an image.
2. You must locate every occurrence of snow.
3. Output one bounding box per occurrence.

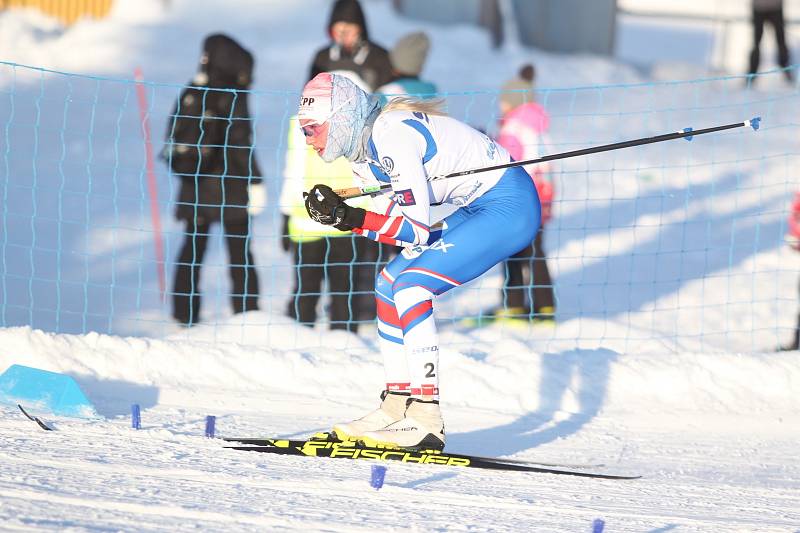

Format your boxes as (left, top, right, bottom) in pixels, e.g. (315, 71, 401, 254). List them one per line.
(1, 0, 799, 531)
(617, 0, 800, 74)
(2, 324, 799, 531)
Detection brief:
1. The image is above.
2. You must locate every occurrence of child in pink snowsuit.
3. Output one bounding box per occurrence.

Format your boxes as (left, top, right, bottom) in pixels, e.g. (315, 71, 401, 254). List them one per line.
(781, 192, 800, 350)
(490, 64, 556, 325)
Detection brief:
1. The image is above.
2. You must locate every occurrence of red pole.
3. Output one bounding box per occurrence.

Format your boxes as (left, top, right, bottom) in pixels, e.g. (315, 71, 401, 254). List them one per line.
(134, 67, 166, 302)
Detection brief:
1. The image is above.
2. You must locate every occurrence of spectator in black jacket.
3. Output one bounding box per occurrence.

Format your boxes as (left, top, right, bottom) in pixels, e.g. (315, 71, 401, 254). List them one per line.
(281, 0, 393, 332)
(308, 0, 393, 92)
(164, 34, 263, 326)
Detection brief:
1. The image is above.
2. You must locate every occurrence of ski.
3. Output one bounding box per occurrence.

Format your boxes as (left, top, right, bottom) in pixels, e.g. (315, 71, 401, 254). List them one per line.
(17, 404, 53, 431)
(224, 439, 639, 479)
(223, 437, 604, 469)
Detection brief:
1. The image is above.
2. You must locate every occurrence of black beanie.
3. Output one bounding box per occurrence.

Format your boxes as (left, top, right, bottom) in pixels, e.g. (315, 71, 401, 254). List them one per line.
(200, 33, 253, 89)
(328, 0, 368, 40)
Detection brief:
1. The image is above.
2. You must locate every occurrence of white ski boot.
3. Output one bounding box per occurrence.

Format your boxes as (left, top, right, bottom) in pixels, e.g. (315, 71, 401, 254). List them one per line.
(360, 398, 445, 451)
(331, 391, 409, 442)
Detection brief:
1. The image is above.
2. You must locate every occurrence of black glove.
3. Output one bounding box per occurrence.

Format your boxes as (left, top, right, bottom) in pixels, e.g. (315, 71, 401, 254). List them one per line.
(304, 184, 340, 225)
(304, 184, 365, 231)
(281, 214, 291, 252)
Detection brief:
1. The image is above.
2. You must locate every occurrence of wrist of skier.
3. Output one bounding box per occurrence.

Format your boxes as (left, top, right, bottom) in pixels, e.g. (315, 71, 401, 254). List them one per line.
(333, 204, 366, 231)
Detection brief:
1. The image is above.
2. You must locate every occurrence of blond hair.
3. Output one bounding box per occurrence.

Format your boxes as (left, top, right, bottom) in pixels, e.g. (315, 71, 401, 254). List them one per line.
(381, 96, 447, 117)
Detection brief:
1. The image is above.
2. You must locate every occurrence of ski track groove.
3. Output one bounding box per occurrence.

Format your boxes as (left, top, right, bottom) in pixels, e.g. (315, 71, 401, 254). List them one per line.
(2, 408, 799, 531)
(0, 422, 797, 531)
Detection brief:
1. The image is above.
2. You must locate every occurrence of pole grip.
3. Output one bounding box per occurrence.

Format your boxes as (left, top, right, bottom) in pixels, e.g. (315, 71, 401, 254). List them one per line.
(334, 184, 387, 200)
(334, 186, 366, 199)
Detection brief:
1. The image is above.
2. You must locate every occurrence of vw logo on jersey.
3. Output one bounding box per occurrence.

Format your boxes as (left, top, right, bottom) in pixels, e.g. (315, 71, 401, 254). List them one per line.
(381, 156, 395, 173)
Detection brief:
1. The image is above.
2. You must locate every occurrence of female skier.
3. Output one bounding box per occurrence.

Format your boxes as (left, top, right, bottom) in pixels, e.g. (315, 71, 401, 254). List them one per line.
(298, 72, 541, 450)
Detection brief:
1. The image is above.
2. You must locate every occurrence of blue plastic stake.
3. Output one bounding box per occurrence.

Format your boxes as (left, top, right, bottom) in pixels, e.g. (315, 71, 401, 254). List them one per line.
(370, 465, 387, 490)
(205, 415, 216, 438)
(131, 404, 141, 430)
(592, 519, 605, 533)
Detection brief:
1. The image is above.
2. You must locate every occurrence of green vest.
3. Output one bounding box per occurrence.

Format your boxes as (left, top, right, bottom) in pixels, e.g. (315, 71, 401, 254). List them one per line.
(281, 117, 370, 242)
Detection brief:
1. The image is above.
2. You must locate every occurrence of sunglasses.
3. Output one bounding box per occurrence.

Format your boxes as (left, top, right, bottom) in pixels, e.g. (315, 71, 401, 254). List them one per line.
(301, 122, 324, 138)
(298, 94, 355, 137)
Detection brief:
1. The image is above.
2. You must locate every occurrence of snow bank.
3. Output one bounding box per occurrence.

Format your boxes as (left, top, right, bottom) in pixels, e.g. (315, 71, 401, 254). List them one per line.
(2, 326, 797, 422)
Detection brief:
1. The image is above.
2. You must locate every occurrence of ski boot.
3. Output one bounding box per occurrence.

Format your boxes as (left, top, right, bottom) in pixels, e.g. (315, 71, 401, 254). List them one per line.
(493, 306, 556, 328)
(359, 398, 445, 451)
(492, 306, 531, 329)
(328, 390, 409, 442)
(530, 306, 556, 327)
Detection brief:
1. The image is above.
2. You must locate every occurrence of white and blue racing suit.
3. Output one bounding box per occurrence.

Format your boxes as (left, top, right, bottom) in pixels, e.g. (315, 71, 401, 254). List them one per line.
(350, 110, 541, 399)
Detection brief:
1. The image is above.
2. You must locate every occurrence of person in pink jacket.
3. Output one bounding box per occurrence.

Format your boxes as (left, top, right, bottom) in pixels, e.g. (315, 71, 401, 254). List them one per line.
(780, 192, 800, 350)
(489, 64, 556, 325)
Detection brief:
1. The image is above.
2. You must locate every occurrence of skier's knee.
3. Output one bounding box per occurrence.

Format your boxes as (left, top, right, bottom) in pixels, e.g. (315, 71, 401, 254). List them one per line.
(392, 276, 434, 304)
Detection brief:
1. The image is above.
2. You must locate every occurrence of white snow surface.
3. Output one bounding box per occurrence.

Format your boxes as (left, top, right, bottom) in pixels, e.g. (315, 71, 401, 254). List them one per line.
(1, 1, 799, 531)
(2, 325, 800, 532)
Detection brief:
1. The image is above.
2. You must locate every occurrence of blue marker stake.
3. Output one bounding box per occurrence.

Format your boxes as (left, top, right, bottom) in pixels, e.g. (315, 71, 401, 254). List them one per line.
(592, 518, 605, 533)
(205, 415, 216, 438)
(370, 465, 387, 490)
(131, 404, 141, 430)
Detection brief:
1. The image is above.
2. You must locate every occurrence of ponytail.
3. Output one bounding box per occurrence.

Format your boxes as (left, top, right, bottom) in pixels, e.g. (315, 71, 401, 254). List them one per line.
(380, 96, 447, 117)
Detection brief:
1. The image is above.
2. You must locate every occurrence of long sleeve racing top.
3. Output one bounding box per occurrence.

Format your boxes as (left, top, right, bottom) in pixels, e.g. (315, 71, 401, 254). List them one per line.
(350, 110, 511, 248)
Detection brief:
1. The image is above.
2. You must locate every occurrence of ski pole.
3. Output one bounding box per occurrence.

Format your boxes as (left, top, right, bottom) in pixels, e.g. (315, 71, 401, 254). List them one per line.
(334, 117, 761, 200)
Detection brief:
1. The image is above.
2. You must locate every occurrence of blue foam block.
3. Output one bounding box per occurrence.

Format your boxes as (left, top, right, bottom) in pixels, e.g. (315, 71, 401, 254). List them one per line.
(0, 364, 98, 418)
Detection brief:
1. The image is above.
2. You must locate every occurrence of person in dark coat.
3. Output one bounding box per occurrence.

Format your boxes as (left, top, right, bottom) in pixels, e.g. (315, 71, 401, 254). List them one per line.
(164, 33, 262, 326)
(280, 0, 393, 332)
(308, 0, 393, 92)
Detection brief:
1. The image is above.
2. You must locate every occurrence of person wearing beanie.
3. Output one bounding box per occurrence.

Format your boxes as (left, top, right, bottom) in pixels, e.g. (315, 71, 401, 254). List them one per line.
(484, 64, 557, 327)
(279, 71, 381, 333)
(296, 72, 541, 450)
(377, 31, 438, 103)
(293, 0, 393, 331)
(499, 77, 534, 110)
(308, 0, 393, 91)
(163, 34, 262, 326)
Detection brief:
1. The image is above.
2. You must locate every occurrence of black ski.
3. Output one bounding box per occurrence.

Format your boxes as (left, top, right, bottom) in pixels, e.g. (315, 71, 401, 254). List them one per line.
(223, 437, 604, 469)
(17, 404, 53, 431)
(224, 438, 639, 479)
